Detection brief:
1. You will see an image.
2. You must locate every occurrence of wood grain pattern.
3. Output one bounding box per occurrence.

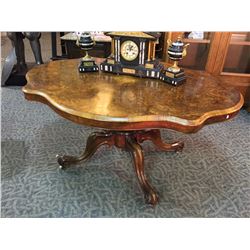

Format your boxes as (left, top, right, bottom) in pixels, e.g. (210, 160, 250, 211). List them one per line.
(205, 32, 223, 73)
(211, 33, 232, 75)
(23, 59, 243, 132)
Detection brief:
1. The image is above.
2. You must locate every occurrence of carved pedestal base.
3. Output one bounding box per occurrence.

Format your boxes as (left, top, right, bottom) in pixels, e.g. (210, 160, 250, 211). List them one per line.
(56, 129, 184, 205)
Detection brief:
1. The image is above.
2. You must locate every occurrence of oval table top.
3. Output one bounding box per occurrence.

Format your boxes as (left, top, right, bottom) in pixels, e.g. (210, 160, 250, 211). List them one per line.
(23, 59, 243, 132)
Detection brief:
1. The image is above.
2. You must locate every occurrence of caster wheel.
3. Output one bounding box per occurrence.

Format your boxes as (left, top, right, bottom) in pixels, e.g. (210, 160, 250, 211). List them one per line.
(173, 141, 184, 152)
(56, 154, 69, 170)
(144, 192, 159, 206)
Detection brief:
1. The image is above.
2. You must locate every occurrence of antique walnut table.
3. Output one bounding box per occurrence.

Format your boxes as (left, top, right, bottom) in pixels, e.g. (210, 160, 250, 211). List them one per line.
(22, 59, 243, 205)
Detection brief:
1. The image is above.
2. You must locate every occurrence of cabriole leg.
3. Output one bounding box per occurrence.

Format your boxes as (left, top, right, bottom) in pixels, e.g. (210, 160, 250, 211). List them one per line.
(125, 136, 159, 205)
(136, 129, 184, 152)
(56, 131, 114, 170)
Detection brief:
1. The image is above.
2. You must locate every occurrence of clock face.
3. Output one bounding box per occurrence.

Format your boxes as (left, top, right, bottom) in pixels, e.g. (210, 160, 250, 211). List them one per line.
(121, 40, 139, 61)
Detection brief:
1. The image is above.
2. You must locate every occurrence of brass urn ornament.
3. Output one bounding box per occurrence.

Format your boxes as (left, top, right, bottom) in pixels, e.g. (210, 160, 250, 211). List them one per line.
(76, 32, 99, 73)
(160, 36, 189, 85)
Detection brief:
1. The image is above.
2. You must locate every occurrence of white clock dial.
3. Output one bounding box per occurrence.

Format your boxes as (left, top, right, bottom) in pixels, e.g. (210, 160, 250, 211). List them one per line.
(121, 40, 139, 61)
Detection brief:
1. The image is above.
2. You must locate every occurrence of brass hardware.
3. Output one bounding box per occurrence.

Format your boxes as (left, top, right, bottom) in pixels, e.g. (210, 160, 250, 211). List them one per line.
(145, 63, 154, 69)
(168, 61, 180, 73)
(107, 59, 115, 64)
(147, 41, 151, 61)
(122, 68, 136, 74)
(182, 43, 190, 57)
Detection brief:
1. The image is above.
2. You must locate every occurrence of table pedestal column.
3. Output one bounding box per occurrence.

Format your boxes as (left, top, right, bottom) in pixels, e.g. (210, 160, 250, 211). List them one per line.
(56, 129, 184, 205)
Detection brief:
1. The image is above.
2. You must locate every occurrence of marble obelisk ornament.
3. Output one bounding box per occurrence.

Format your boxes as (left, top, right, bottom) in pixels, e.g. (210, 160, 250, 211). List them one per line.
(76, 32, 99, 73)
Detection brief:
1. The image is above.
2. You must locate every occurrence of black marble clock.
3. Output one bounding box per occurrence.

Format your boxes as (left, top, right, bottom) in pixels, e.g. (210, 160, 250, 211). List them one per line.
(100, 32, 163, 79)
(100, 32, 189, 86)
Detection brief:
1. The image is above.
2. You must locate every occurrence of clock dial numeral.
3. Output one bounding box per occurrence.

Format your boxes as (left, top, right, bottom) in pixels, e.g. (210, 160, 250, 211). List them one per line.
(121, 40, 139, 61)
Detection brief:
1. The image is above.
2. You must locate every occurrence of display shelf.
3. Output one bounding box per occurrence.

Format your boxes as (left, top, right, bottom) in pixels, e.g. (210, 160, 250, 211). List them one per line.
(229, 41, 250, 46)
(183, 39, 210, 44)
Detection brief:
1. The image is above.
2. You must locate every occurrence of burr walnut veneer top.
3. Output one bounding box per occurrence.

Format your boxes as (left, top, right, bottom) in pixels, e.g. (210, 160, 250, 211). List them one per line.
(23, 59, 243, 132)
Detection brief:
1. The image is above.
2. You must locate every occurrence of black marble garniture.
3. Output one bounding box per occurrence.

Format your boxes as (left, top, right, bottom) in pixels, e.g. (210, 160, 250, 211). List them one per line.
(160, 37, 189, 86)
(99, 32, 190, 87)
(76, 32, 99, 73)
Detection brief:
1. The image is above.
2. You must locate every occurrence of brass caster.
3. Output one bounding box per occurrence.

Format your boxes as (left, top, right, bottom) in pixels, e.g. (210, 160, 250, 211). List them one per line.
(144, 191, 159, 206)
(56, 154, 70, 170)
(173, 141, 184, 152)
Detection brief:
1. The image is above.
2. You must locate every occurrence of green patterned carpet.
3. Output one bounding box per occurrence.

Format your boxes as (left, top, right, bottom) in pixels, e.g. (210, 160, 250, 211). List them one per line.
(1, 86, 250, 217)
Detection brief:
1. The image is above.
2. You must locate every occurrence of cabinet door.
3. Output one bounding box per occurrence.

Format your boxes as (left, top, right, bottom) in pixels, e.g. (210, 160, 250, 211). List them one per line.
(222, 32, 250, 75)
(207, 32, 250, 109)
(206, 32, 250, 77)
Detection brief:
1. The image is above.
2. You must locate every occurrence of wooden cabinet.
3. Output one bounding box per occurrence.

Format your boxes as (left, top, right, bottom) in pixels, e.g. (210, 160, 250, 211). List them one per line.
(60, 33, 111, 59)
(163, 32, 250, 110)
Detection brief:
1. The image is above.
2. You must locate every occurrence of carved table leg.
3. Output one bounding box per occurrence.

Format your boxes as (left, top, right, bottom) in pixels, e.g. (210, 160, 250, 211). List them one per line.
(56, 131, 114, 169)
(56, 129, 183, 205)
(125, 136, 159, 205)
(136, 129, 184, 152)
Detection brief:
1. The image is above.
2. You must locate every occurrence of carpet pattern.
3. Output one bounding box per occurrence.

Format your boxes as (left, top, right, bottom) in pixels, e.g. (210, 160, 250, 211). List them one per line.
(1, 87, 250, 217)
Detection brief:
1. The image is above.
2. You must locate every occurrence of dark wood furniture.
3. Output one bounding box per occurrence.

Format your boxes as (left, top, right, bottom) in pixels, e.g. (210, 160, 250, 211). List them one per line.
(51, 32, 68, 60)
(22, 59, 243, 205)
(60, 32, 165, 61)
(60, 33, 111, 59)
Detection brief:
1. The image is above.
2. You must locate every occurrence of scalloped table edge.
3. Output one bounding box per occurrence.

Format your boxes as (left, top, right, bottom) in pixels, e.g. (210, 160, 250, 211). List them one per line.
(22, 86, 244, 133)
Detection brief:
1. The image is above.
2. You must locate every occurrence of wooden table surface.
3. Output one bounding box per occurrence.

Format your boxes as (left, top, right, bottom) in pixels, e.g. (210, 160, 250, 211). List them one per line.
(23, 59, 243, 133)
